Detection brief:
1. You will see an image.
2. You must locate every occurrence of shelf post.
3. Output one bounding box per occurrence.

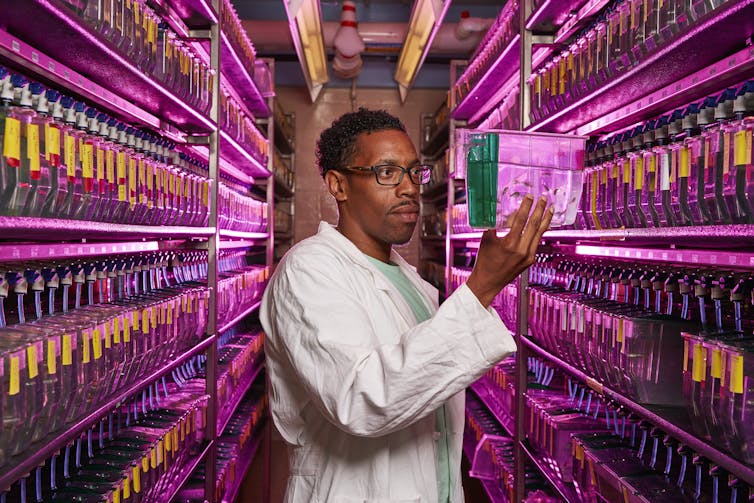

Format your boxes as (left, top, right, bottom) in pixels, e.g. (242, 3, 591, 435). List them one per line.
(205, 1, 221, 500)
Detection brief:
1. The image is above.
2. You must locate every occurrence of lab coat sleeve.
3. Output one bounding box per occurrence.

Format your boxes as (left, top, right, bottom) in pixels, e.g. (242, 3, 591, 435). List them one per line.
(260, 252, 516, 438)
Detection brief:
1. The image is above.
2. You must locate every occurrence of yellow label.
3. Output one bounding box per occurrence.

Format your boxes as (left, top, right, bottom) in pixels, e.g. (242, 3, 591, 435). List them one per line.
(113, 487, 120, 503)
(47, 340, 57, 375)
(141, 456, 148, 473)
(106, 149, 115, 183)
(172, 426, 179, 451)
(648, 155, 656, 173)
(600, 166, 608, 184)
(150, 447, 157, 469)
(590, 173, 602, 230)
(62, 334, 72, 366)
(26, 345, 38, 379)
(723, 132, 731, 173)
(132, 466, 140, 494)
(45, 124, 61, 160)
(692, 343, 705, 382)
(113, 317, 121, 344)
(142, 308, 150, 333)
(680, 147, 690, 177)
(8, 356, 20, 395)
(167, 302, 173, 325)
(735, 129, 751, 166)
(97, 147, 105, 180)
(82, 330, 91, 364)
(92, 328, 102, 360)
(622, 160, 630, 185)
(202, 182, 209, 208)
(104, 322, 112, 349)
(124, 315, 131, 343)
(27, 123, 40, 173)
(65, 134, 76, 176)
(151, 305, 157, 328)
(731, 354, 744, 394)
(683, 339, 689, 372)
(634, 157, 644, 190)
(129, 158, 137, 204)
(133, 310, 140, 331)
(3, 117, 21, 161)
(123, 475, 131, 500)
(711, 348, 722, 379)
(164, 431, 171, 453)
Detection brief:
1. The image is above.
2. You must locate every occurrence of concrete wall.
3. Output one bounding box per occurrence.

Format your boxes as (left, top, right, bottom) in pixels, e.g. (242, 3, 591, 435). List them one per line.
(275, 85, 447, 267)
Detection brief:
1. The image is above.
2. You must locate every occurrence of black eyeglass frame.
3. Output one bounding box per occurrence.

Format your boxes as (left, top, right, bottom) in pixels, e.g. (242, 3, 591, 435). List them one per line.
(335, 164, 434, 186)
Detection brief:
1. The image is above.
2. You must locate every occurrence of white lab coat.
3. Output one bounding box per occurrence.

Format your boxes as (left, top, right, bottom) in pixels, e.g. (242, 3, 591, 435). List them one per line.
(260, 222, 516, 503)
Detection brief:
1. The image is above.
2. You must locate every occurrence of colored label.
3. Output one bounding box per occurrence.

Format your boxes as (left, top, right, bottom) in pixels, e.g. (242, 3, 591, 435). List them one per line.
(3, 117, 21, 163)
(723, 132, 731, 173)
(731, 354, 744, 394)
(97, 147, 105, 181)
(82, 330, 91, 364)
(62, 334, 72, 366)
(9, 356, 19, 395)
(711, 348, 722, 380)
(142, 308, 150, 334)
(65, 134, 76, 177)
(680, 147, 690, 177)
(150, 447, 157, 469)
(113, 487, 120, 503)
(692, 343, 705, 382)
(114, 317, 121, 344)
(141, 456, 148, 473)
(107, 149, 115, 183)
(683, 340, 689, 372)
(92, 327, 102, 360)
(634, 158, 644, 190)
(735, 129, 751, 166)
(26, 345, 38, 379)
(123, 475, 130, 499)
(45, 124, 61, 163)
(124, 315, 131, 343)
(132, 466, 140, 494)
(104, 322, 112, 349)
(47, 340, 57, 375)
(27, 123, 40, 174)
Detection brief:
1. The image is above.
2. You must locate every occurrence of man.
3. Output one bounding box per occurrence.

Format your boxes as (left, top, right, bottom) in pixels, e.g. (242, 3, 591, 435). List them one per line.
(260, 108, 552, 503)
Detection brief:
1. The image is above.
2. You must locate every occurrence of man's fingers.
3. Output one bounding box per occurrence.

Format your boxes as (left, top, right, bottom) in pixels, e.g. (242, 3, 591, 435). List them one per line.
(507, 194, 534, 238)
(528, 205, 554, 256)
(521, 196, 548, 244)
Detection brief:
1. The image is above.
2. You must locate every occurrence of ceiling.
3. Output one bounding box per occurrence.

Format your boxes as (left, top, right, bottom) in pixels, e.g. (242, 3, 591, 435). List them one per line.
(232, 0, 506, 90)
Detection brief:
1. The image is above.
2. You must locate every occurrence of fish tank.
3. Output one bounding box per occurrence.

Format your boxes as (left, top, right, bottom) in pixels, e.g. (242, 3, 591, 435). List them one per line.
(456, 129, 587, 229)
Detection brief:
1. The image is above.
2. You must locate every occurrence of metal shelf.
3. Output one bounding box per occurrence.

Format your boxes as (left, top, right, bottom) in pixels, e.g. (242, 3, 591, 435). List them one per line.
(469, 379, 515, 437)
(461, 431, 510, 503)
(519, 440, 580, 503)
(156, 440, 214, 503)
(576, 44, 754, 136)
(453, 34, 521, 121)
(273, 116, 295, 155)
(219, 130, 271, 178)
(0, 335, 217, 491)
(150, 0, 218, 30)
(528, 0, 754, 133)
(521, 336, 754, 487)
(525, 0, 589, 32)
(218, 299, 263, 334)
(0, 239, 203, 262)
(421, 120, 450, 158)
(571, 244, 754, 269)
(222, 420, 267, 503)
(552, 0, 611, 45)
(217, 357, 265, 436)
(0, 29, 162, 134)
(219, 238, 264, 250)
(274, 175, 295, 199)
(219, 230, 270, 240)
(453, 225, 754, 247)
(219, 30, 271, 118)
(0, 0, 215, 134)
(0, 217, 214, 242)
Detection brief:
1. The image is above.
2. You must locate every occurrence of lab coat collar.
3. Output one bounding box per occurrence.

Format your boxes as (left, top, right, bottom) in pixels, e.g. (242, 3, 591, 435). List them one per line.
(316, 222, 439, 320)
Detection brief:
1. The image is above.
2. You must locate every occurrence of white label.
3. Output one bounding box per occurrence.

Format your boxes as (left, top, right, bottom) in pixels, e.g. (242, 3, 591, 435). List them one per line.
(660, 153, 671, 191)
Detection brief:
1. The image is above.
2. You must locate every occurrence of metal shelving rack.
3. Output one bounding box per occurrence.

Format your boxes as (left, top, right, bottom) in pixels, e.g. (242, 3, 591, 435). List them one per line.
(0, 1, 272, 501)
(440, 0, 754, 501)
(271, 93, 296, 262)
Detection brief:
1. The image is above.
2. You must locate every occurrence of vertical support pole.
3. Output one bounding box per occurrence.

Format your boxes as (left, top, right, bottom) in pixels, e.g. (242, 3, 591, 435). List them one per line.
(514, 1, 534, 501)
(205, 2, 221, 501)
(265, 58, 276, 271)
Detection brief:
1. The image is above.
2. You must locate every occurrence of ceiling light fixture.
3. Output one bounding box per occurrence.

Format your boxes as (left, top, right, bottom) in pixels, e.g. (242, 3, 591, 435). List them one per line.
(394, 0, 452, 103)
(284, 0, 329, 102)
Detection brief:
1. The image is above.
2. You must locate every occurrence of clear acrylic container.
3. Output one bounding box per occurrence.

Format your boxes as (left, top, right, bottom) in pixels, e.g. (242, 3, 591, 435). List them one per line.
(456, 129, 587, 229)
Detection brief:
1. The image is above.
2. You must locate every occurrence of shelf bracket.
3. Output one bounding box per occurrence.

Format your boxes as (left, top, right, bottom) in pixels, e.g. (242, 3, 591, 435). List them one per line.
(187, 29, 212, 41)
(531, 34, 556, 47)
(186, 135, 211, 145)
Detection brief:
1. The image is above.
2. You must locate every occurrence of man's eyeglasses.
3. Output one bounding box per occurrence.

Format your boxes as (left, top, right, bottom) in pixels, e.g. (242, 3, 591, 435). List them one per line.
(338, 164, 434, 186)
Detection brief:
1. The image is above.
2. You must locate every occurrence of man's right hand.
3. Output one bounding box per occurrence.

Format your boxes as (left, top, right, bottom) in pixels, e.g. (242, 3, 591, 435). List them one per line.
(466, 195, 553, 308)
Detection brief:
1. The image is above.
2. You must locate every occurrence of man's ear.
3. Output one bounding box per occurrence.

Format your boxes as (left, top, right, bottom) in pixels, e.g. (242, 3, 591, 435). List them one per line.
(325, 170, 348, 202)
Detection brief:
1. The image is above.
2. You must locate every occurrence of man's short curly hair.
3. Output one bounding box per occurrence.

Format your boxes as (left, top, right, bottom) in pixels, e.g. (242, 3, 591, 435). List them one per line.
(316, 108, 406, 178)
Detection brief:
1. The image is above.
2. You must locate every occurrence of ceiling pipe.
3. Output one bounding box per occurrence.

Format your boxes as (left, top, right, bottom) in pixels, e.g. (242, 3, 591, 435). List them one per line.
(242, 19, 493, 56)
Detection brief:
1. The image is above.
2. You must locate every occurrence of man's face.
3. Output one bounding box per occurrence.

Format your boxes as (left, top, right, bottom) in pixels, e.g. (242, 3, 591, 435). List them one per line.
(339, 129, 421, 246)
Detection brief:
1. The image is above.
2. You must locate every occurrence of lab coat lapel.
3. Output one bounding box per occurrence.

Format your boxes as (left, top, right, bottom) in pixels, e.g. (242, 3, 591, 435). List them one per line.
(317, 222, 418, 327)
